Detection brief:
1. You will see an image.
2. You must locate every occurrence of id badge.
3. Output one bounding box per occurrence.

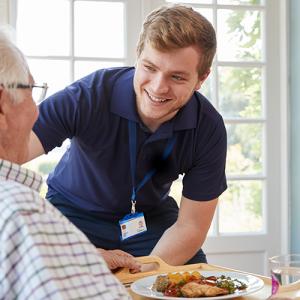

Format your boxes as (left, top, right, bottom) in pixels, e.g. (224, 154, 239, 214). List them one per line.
(119, 212, 147, 241)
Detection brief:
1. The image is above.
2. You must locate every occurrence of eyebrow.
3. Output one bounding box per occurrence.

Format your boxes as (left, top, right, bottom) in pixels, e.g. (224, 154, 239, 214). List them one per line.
(142, 59, 190, 77)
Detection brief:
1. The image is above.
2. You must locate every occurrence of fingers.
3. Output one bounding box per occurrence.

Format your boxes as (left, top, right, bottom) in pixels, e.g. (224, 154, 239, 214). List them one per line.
(110, 249, 134, 258)
(126, 257, 141, 272)
(97, 248, 141, 271)
(113, 256, 141, 272)
(129, 262, 158, 273)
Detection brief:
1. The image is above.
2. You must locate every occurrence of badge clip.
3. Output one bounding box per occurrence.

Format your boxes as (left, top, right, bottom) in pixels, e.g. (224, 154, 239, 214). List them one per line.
(131, 200, 136, 214)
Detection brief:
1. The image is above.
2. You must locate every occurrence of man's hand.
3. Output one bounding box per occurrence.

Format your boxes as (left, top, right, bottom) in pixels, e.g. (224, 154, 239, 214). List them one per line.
(97, 248, 141, 272)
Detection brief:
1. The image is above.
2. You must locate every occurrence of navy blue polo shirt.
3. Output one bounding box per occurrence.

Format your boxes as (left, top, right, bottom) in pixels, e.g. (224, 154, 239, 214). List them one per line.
(33, 67, 227, 221)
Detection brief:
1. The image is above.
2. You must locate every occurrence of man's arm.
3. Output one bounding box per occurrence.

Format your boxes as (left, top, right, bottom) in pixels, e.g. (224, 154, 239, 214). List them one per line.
(150, 196, 218, 265)
(25, 131, 45, 162)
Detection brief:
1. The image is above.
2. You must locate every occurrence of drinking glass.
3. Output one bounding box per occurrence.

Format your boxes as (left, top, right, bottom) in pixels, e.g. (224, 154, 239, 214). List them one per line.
(269, 254, 300, 296)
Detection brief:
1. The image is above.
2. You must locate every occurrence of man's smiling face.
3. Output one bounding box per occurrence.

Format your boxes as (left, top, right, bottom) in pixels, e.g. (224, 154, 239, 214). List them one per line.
(133, 42, 208, 132)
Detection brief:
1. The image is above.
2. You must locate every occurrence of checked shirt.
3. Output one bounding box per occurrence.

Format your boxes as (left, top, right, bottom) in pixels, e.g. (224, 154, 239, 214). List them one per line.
(0, 159, 131, 300)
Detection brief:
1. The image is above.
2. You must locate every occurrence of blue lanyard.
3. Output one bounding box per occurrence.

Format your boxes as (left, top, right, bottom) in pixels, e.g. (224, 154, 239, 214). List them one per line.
(128, 120, 176, 212)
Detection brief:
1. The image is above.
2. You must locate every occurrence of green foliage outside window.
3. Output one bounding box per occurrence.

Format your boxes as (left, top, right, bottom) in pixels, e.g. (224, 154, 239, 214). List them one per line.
(220, 3, 263, 232)
(38, 161, 56, 175)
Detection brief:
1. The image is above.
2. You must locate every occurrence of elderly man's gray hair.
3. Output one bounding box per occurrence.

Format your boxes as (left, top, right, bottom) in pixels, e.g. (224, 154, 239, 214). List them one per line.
(0, 28, 30, 102)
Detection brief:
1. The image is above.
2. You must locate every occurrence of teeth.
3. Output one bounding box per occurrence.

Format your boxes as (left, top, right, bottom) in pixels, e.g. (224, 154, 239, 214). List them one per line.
(147, 91, 168, 103)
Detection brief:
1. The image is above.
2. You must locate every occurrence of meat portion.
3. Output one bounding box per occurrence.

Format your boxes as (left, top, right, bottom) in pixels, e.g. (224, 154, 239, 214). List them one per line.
(152, 275, 169, 292)
(181, 282, 229, 297)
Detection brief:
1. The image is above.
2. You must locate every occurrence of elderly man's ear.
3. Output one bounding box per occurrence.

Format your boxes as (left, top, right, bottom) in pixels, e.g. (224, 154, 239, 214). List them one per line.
(0, 89, 9, 131)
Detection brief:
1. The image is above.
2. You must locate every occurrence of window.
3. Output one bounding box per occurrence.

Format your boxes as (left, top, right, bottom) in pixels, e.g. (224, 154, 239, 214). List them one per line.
(167, 0, 265, 234)
(15, 0, 129, 193)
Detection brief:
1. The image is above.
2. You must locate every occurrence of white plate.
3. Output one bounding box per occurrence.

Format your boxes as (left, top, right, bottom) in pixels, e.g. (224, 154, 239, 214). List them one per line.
(131, 270, 265, 300)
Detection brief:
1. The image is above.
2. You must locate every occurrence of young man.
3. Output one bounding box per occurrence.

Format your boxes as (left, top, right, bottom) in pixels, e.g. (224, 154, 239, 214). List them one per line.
(0, 30, 134, 299)
(28, 5, 227, 266)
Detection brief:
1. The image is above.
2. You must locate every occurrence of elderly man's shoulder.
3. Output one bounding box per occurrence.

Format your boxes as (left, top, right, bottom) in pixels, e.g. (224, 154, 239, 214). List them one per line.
(0, 179, 43, 219)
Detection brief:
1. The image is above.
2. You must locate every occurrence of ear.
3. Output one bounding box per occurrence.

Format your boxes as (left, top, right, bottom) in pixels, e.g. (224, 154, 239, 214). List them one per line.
(0, 88, 9, 131)
(195, 69, 211, 91)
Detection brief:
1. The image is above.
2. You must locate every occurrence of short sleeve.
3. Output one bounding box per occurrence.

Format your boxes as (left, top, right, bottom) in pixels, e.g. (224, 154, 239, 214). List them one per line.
(33, 72, 103, 154)
(182, 112, 227, 201)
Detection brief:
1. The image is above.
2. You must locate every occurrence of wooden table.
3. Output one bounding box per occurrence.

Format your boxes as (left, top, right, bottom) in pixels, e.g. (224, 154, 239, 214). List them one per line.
(115, 256, 300, 299)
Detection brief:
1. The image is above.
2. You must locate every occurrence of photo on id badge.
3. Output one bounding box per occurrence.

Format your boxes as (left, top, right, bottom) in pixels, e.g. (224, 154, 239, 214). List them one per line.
(120, 213, 147, 240)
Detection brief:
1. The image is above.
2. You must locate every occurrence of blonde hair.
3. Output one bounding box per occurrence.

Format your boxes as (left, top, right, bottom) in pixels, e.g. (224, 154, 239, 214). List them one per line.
(136, 5, 216, 77)
(0, 27, 30, 102)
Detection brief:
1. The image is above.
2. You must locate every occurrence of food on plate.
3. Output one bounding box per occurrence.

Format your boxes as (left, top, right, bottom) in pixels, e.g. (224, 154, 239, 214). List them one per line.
(181, 282, 228, 297)
(154, 275, 170, 292)
(152, 271, 248, 297)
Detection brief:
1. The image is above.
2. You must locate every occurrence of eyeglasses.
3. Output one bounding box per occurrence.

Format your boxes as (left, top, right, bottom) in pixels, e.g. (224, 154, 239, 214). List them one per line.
(0, 82, 48, 103)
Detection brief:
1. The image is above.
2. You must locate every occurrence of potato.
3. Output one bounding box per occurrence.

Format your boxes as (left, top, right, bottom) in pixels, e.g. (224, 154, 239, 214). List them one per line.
(167, 272, 184, 284)
(191, 271, 202, 279)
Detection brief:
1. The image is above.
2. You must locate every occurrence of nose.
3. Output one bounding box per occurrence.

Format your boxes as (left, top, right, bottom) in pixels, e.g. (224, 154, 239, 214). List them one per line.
(151, 73, 169, 94)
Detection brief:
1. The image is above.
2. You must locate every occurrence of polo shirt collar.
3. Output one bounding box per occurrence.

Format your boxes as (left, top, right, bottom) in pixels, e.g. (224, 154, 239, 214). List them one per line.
(0, 159, 43, 192)
(110, 68, 198, 136)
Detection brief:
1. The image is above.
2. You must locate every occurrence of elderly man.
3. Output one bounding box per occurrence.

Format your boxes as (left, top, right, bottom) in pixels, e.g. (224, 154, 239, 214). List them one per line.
(0, 30, 136, 299)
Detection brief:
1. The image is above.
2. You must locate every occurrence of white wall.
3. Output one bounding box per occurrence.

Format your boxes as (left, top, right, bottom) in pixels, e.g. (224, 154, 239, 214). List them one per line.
(0, 0, 9, 24)
(290, 0, 300, 254)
